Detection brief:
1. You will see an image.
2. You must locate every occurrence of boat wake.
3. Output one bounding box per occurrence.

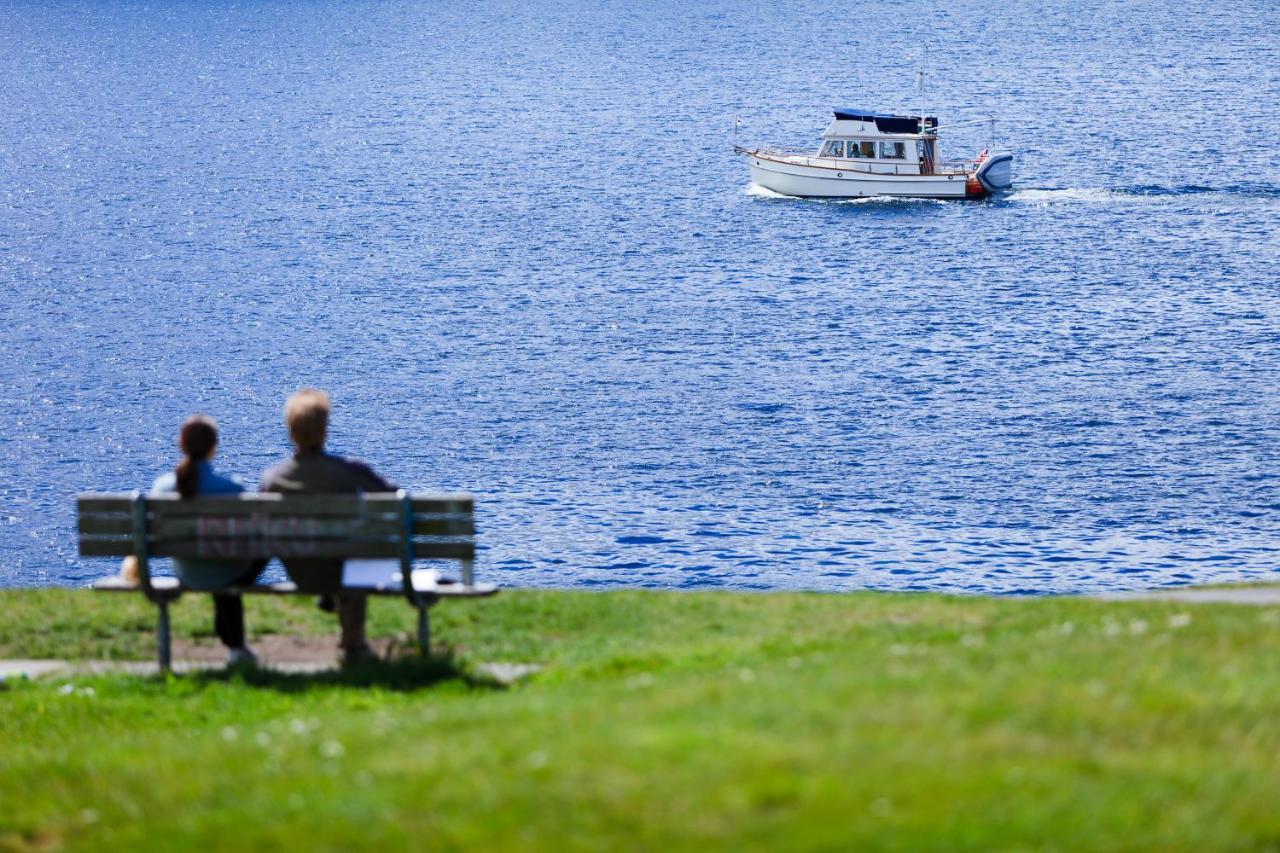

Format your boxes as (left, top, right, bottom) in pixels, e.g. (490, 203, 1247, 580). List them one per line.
(747, 182, 1279, 207)
(1126, 182, 1280, 199)
(1008, 188, 1134, 205)
(1008, 183, 1280, 206)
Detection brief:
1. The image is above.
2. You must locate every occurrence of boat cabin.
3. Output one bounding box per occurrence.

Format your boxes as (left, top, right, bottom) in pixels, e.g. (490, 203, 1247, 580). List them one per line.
(816, 109, 940, 175)
(737, 106, 1011, 198)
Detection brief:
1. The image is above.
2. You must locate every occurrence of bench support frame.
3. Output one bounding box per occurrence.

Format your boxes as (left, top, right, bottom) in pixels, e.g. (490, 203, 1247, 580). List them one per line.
(130, 491, 176, 673)
(83, 490, 494, 673)
(417, 605, 430, 655)
(399, 490, 431, 655)
(156, 599, 172, 672)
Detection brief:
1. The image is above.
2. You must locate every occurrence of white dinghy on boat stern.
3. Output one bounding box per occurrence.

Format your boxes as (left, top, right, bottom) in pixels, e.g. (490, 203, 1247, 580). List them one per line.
(735, 109, 1013, 200)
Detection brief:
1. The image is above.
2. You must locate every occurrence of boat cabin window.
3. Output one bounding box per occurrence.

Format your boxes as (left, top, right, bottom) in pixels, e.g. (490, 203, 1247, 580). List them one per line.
(880, 141, 907, 160)
(821, 140, 845, 158)
(858, 140, 876, 158)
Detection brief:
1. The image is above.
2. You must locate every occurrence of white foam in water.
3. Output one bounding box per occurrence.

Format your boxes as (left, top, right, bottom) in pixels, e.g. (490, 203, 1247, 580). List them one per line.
(746, 183, 942, 205)
(745, 182, 793, 199)
(834, 196, 943, 206)
(1010, 188, 1158, 205)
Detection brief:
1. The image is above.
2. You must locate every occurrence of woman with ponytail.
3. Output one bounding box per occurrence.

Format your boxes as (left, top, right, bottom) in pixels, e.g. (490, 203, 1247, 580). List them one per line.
(147, 414, 261, 666)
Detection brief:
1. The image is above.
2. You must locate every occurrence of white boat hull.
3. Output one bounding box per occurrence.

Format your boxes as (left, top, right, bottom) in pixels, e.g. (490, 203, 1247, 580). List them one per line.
(747, 154, 971, 199)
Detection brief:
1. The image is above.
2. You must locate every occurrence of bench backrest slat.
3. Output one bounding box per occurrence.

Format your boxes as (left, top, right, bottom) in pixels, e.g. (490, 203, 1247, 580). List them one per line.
(77, 492, 476, 562)
(79, 493, 472, 515)
(78, 515, 474, 538)
(78, 538, 475, 560)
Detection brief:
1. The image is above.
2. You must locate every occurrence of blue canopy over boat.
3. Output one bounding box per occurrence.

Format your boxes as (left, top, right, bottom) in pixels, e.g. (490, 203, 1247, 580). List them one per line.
(833, 109, 937, 134)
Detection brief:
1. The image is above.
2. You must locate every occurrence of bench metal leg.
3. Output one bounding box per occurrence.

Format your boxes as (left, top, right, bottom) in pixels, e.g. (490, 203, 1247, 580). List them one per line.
(417, 605, 430, 656)
(156, 599, 172, 673)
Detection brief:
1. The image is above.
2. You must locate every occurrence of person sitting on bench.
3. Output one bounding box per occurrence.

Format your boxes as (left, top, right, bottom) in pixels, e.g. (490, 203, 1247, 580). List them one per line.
(260, 389, 394, 665)
(137, 414, 262, 666)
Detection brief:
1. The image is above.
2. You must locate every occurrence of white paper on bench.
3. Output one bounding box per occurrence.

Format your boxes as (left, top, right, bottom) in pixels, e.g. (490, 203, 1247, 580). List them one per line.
(341, 560, 438, 591)
(341, 559, 399, 589)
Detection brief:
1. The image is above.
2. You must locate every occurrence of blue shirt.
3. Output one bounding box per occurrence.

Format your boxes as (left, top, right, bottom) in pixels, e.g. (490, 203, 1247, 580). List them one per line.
(151, 460, 245, 498)
(150, 461, 252, 589)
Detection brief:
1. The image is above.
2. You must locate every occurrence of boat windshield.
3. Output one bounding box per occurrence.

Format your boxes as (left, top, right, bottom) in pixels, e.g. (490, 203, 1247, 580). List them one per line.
(879, 141, 907, 160)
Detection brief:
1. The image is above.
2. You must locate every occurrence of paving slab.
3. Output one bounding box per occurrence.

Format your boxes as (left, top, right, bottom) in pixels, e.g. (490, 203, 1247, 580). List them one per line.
(1, 659, 544, 682)
(0, 660, 71, 679)
(1099, 587, 1280, 605)
(0, 659, 341, 679)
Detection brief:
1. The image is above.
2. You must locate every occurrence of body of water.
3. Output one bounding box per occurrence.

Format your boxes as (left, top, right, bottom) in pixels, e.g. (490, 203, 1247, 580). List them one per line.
(3, 0, 1279, 592)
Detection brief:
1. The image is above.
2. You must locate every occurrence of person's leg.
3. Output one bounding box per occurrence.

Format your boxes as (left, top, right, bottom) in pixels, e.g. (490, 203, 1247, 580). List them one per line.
(215, 562, 266, 651)
(214, 594, 245, 648)
(280, 561, 371, 661)
(337, 594, 370, 655)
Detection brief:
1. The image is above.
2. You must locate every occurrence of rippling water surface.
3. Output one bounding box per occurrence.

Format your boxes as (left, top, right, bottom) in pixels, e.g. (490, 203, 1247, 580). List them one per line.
(3, 0, 1279, 591)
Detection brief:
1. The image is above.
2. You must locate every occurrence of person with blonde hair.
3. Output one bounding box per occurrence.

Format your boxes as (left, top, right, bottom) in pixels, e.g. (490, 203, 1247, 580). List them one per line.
(260, 389, 395, 664)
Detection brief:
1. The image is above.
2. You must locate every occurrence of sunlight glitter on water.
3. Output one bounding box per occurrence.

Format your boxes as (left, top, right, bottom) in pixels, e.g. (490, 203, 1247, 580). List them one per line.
(2, 0, 1279, 592)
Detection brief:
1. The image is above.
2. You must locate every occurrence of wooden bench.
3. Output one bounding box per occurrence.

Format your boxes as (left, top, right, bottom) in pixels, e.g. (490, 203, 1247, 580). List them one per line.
(78, 490, 497, 671)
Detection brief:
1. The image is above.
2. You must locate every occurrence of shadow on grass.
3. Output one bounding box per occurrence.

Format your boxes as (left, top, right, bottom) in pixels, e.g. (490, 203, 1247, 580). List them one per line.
(188, 651, 504, 694)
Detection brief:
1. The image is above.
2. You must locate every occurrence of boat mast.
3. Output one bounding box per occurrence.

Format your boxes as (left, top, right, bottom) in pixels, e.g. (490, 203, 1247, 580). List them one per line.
(915, 56, 934, 173)
(915, 63, 925, 132)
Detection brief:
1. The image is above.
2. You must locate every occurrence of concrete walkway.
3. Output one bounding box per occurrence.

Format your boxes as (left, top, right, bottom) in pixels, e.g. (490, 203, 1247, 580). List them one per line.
(0, 659, 336, 679)
(0, 658, 543, 683)
(1100, 586, 1280, 606)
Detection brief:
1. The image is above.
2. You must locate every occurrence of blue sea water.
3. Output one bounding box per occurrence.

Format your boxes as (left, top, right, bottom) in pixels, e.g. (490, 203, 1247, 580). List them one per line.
(2, 0, 1279, 592)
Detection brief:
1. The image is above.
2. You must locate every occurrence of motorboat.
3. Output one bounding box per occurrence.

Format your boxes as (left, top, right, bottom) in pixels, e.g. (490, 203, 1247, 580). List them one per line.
(735, 109, 1013, 199)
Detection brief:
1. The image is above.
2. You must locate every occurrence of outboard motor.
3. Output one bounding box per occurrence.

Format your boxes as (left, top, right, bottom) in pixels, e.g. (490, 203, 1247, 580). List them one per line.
(975, 151, 1014, 193)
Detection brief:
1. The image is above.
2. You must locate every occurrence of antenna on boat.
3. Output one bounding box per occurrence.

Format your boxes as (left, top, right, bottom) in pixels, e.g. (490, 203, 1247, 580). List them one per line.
(915, 67, 924, 116)
(914, 52, 929, 134)
(734, 115, 741, 147)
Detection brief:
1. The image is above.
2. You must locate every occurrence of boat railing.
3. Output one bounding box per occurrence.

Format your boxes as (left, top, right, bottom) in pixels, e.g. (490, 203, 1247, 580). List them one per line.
(746, 144, 814, 158)
(743, 144, 976, 176)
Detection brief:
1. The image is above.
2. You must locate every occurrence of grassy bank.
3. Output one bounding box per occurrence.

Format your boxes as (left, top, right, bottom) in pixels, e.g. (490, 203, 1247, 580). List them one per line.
(2, 588, 1280, 850)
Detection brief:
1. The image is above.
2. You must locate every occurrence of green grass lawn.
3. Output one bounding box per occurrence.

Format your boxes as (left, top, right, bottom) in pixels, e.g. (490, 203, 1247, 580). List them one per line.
(2, 588, 1280, 851)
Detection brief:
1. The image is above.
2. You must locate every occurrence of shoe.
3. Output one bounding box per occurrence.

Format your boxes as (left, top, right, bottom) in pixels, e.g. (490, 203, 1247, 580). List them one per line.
(341, 642, 379, 667)
(317, 595, 336, 613)
(227, 646, 259, 668)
